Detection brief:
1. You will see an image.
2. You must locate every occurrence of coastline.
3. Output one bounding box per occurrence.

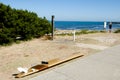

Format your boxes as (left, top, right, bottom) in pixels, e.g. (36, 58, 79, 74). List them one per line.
(55, 29, 99, 35)
(55, 21, 120, 31)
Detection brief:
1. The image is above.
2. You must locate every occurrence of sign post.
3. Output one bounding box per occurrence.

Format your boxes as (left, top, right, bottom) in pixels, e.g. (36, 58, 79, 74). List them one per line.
(51, 15, 55, 40)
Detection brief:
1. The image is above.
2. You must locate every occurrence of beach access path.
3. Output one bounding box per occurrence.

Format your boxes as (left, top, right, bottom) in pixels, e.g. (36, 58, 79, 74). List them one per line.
(30, 44, 120, 80)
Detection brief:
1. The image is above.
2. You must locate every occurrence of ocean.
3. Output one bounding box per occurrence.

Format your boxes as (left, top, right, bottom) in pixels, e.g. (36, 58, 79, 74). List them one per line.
(55, 21, 120, 30)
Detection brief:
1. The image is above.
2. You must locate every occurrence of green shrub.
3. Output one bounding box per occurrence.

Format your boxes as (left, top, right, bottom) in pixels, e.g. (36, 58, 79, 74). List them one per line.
(75, 29, 89, 35)
(0, 3, 52, 45)
(0, 33, 14, 45)
(89, 30, 99, 33)
(99, 30, 106, 33)
(80, 29, 89, 34)
(114, 29, 120, 33)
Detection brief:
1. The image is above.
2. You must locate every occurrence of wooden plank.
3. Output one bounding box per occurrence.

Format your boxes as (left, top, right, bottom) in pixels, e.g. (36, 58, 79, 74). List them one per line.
(14, 53, 84, 78)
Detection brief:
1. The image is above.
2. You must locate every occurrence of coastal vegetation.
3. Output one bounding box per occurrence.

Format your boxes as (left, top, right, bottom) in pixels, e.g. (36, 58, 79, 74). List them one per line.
(114, 29, 120, 33)
(76, 30, 99, 35)
(55, 29, 101, 36)
(0, 3, 52, 45)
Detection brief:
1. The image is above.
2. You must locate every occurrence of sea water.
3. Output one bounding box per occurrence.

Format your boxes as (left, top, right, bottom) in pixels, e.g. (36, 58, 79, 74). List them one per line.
(55, 21, 120, 30)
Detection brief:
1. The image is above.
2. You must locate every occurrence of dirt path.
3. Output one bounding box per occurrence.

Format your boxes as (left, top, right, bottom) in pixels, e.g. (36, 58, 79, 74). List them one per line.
(76, 43, 109, 50)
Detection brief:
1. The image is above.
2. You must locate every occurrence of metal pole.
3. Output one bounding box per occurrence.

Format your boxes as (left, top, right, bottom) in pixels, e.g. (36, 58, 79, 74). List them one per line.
(51, 15, 54, 40)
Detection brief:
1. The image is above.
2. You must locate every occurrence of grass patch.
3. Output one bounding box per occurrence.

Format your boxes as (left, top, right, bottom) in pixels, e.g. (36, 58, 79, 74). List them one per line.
(76, 29, 89, 35)
(100, 30, 106, 33)
(56, 29, 101, 36)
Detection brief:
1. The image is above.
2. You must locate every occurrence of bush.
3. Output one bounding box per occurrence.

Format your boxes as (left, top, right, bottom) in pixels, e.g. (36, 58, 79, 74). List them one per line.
(89, 30, 99, 33)
(0, 3, 52, 45)
(75, 29, 89, 35)
(114, 29, 120, 33)
(99, 30, 106, 33)
(80, 29, 89, 34)
(0, 33, 14, 45)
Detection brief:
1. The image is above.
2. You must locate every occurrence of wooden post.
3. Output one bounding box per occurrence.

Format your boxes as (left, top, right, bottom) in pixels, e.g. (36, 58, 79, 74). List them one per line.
(51, 15, 55, 40)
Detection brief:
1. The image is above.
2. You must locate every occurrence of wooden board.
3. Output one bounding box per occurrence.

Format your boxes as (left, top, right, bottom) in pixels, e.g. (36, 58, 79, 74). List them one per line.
(14, 53, 84, 78)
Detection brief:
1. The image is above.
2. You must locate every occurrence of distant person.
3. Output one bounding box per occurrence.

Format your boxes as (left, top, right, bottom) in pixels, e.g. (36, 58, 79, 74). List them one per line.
(109, 22, 112, 33)
(104, 21, 107, 30)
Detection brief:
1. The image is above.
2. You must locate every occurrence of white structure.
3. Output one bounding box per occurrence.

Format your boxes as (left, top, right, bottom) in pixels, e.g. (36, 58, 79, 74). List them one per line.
(104, 21, 107, 29)
(73, 30, 76, 41)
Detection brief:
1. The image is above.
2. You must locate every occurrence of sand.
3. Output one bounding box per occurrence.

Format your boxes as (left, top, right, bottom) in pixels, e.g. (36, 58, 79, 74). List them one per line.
(0, 30, 120, 80)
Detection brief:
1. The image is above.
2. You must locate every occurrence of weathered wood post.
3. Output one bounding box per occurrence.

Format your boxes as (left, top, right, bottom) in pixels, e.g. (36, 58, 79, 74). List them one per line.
(51, 15, 55, 40)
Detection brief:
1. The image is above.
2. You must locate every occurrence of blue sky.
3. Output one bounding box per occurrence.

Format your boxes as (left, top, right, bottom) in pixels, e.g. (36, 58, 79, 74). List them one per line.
(0, 0, 120, 21)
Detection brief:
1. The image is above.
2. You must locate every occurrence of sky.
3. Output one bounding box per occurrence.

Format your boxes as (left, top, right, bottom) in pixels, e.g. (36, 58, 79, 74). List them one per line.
(0, 0, 120, 21)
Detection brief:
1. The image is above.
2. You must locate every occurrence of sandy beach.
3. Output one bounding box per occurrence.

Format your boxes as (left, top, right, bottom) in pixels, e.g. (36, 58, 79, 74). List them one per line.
(0, 30, 120, 80)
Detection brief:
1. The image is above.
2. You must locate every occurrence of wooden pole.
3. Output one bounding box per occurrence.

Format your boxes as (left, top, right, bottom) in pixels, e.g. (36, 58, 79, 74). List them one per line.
(51, 15, 55, 40)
